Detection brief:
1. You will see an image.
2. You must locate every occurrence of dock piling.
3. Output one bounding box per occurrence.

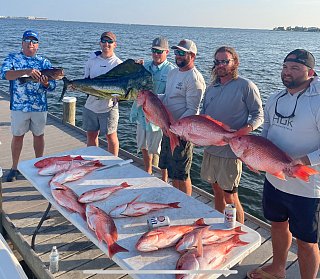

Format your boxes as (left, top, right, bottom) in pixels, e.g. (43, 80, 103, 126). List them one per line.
(62, 96, 77, 125)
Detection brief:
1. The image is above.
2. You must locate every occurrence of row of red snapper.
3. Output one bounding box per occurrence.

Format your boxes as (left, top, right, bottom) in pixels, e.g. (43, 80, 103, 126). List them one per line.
(136, 90, 318, 182)
(34, 156, 249, 277)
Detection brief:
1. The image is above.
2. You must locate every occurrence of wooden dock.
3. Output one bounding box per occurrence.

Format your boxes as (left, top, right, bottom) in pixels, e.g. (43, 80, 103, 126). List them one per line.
(0, 90, 309, 278)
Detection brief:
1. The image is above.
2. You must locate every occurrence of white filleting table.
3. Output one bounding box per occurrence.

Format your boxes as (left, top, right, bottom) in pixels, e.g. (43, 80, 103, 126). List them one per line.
(18, 146, 261, 279)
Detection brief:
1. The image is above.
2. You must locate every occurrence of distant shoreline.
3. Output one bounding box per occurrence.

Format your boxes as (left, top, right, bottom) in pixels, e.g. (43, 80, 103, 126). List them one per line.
(0, 16, 47, 20)
(273, 26, 320, 32)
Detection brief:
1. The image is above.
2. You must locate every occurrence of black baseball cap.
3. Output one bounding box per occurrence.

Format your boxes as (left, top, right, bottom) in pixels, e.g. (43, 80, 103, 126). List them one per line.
(284, 49, 315, 69)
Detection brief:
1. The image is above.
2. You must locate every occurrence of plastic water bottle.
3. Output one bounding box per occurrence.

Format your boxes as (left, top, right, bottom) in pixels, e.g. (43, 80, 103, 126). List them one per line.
(49, 246, 59, 273)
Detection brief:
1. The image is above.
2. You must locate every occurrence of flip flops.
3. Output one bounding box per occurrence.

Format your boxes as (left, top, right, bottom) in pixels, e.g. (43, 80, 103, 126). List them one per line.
(247, 267, 286, 279)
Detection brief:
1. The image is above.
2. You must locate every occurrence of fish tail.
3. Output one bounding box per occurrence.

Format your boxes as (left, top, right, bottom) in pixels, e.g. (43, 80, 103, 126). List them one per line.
(233, 226, 247, 235)
(168, 131, 180, 154)
(108, 242, 128, 258)
(291, 165, 319, 182)
(168, 202, 181, 208)
(59, 77, 70, 101)
(233, 235, 249, 247)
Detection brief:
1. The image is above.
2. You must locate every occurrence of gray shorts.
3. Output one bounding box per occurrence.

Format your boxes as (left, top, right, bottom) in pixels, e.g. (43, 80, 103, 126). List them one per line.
(82, 107, 119, 135)
(11, 111, 47, 136)
(200, 151, 242, 192)
(136, 123, 162, 155)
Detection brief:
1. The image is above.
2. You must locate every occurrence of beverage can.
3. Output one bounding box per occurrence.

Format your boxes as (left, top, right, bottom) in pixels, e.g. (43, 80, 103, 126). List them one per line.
(224, 204, 236, 228)
(147, 216, 170, 230)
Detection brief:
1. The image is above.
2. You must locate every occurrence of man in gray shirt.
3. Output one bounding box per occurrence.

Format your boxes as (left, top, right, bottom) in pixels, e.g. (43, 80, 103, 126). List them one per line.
(200, 46, 263, 223)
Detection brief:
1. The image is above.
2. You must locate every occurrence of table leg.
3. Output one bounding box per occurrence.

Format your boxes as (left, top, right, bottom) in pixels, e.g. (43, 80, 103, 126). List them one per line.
(31, 203, 52, 250)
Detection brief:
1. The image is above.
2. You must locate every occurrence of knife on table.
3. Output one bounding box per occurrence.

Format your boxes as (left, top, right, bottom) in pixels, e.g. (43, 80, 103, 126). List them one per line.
(97, 159, 133, 171)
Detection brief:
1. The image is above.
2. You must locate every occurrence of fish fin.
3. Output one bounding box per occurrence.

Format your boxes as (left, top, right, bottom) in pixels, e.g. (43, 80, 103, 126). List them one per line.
(201, 115, 235, 132)
(129, 195, 141, 204)
(108, 242, 129, 259)
(168, 131, 180, 155)
(120, 182, 131, 188)
(73, 155, 84, 160)
(168, 202, 181, 208)
(194, 218, 207, 226)
(233, 226, 247, 235)
(272, 171, 286, 180)
(291, 165, 319, 182)
(59, 77, 70, 101)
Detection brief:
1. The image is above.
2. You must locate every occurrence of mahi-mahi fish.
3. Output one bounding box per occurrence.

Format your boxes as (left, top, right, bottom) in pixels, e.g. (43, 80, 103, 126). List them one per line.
(59, 59, 153, 101)
(18, 68, 64, 84)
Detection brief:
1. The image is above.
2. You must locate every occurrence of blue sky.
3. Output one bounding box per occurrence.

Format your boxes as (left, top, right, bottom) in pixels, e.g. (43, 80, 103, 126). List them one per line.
(2, 0, 320, 29)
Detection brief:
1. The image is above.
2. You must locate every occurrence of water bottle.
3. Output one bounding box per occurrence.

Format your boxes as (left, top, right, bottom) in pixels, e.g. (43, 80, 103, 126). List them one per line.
(49, 246, 59, 273)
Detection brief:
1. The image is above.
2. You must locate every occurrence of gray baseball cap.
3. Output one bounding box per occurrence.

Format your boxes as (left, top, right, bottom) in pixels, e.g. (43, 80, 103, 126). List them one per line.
(152, 37, 169, 50)
(172, 39, 197, 55)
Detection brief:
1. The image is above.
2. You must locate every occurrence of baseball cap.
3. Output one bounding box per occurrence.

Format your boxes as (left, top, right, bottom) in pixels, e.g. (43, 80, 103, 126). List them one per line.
(22, 30, 39, 40)
(152, 37, 169, 50)
(284, 49, 315, 69)
(100, 31, 116, 41)
(171, 39, 197, 55)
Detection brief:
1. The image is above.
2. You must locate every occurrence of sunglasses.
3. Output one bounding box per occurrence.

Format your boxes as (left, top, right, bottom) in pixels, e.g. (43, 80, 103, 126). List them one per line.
(151, 48, 164, 54)
(23, 39, 39, 44)
(213, 59, 233, 66)
(274, 91, 303, 118)
(174, 49, 187, 56)
(100, 38, 114, 44)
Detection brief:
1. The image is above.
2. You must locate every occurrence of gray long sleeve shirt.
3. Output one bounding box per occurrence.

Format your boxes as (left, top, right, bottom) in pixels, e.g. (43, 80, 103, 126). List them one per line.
(202, 77, 264, 158)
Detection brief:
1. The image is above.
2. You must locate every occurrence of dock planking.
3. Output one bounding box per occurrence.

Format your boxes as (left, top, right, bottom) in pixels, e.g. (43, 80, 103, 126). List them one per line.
(0, 90, 311, 278)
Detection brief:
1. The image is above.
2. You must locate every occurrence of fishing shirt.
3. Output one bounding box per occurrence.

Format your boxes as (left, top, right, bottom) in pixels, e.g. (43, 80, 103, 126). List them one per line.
(84, 53, 122, 113)
(1, 52, 56, 112)
(202, 77, 264, 158)
(130, 59, 176, 131)
(159, 67, 206, 120)
(262, 77, 320, 198)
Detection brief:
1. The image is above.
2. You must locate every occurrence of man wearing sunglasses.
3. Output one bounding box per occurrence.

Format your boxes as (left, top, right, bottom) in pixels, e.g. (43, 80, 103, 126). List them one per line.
(82, 31, 122, 156)
(248, 50, 320, 279)
(130, 37, 175, 175)
(1, 30, 56, 182)
(158, 39, 206, 195)
(200, 46, 263, 224)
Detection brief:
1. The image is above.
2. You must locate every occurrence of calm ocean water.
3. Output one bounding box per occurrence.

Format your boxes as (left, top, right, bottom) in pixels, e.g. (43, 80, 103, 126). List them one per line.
(1, 19, 320, 220)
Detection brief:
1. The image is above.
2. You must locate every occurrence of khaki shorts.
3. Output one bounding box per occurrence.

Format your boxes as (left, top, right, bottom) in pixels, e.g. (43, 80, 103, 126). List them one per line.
(82, 107, 119, 135)
(136, 123, 162, 155)
(200, 151, 242, 192)
(11, 111, 47, 136)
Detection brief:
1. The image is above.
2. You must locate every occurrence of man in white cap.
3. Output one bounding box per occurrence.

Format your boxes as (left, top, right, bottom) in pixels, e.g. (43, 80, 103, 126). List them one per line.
(82, 31, 122, 156)
(1, 30, 56, 182)
(158, 39, 206, 195)
(130, 36, 175, 175)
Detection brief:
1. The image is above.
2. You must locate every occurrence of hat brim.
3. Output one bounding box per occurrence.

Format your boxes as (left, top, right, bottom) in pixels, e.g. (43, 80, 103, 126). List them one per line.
(151, 46, 168, 51)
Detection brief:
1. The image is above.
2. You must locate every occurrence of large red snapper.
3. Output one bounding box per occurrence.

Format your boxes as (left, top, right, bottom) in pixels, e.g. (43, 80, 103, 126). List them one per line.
(169, 114, 238, 146)
(109, 195, 180, 218)
(136, 90, 179, 153)
(34, 155, 84, 168)
(229, 135, 318, 182)
(51, 182, 86, 220)
(86, 204, 128, 258)
(176, 235, 248, 279)
(176, 226, 247, 253)
(135, 218, 208, 252)
(78, 182, 132, 203)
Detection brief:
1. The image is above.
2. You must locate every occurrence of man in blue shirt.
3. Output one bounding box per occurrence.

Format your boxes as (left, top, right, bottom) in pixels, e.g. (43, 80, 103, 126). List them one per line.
(1, 30, 56, 182)
(130, 37, 175, 176)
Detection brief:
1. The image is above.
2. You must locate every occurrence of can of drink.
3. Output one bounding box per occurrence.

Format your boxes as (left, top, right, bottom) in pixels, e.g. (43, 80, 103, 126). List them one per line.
(224, 204, 236, 228)
(147, 216, 170, 230)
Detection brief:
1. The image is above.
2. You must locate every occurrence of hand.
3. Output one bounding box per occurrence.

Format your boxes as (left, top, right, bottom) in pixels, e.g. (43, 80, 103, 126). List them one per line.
(39, 75, 49, 87)
(135, 59, 144, 65)
(111, 94, 120, 107)
(289, 156, 310, 167)
(25, 68, 41, 80)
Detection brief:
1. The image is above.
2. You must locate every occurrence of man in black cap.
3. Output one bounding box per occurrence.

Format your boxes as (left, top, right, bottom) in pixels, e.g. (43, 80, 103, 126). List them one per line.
(247, 49, 320, 278)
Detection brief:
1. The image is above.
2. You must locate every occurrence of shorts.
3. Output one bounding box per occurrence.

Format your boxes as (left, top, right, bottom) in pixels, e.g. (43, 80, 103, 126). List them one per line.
(200, 151, 242, 193)
(263, 178, 320, 243)
(82, 107, 119, 135)
(11, 111, 47, 136)
(159, 135, 193, 180)
(136, 123, 162, 155)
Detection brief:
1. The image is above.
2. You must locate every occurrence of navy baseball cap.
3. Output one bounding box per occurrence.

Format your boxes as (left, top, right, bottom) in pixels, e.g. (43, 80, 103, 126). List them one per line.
(284, 49, 315, 69)
(22, 30, 39, 40)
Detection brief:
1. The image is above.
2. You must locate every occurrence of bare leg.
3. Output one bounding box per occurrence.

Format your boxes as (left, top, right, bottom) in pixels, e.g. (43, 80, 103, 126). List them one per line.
(224, 191, 244, 223)
(142, 148, 152, 174)
(152, 154, 159, 167)
(87, 131, 99, 147)
(11, 135, 24, 169)
(33, 134, 44, 158)
(212, 183, 226, 214)
(296, 239, 319, 279)
(106, 132, 119, 156)
(249, 221, 289, 278)
(173, 178, 192, 196)
(161, 169, 168, 182)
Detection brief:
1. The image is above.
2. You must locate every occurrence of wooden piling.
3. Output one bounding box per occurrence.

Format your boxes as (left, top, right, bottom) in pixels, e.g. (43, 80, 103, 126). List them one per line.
(62, 97, 76, 126)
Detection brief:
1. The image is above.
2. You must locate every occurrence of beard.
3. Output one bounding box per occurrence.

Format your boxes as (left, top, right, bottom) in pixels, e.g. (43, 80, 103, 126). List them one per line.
(176, 57, 188, 68)
(281, 74, 307, 89)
